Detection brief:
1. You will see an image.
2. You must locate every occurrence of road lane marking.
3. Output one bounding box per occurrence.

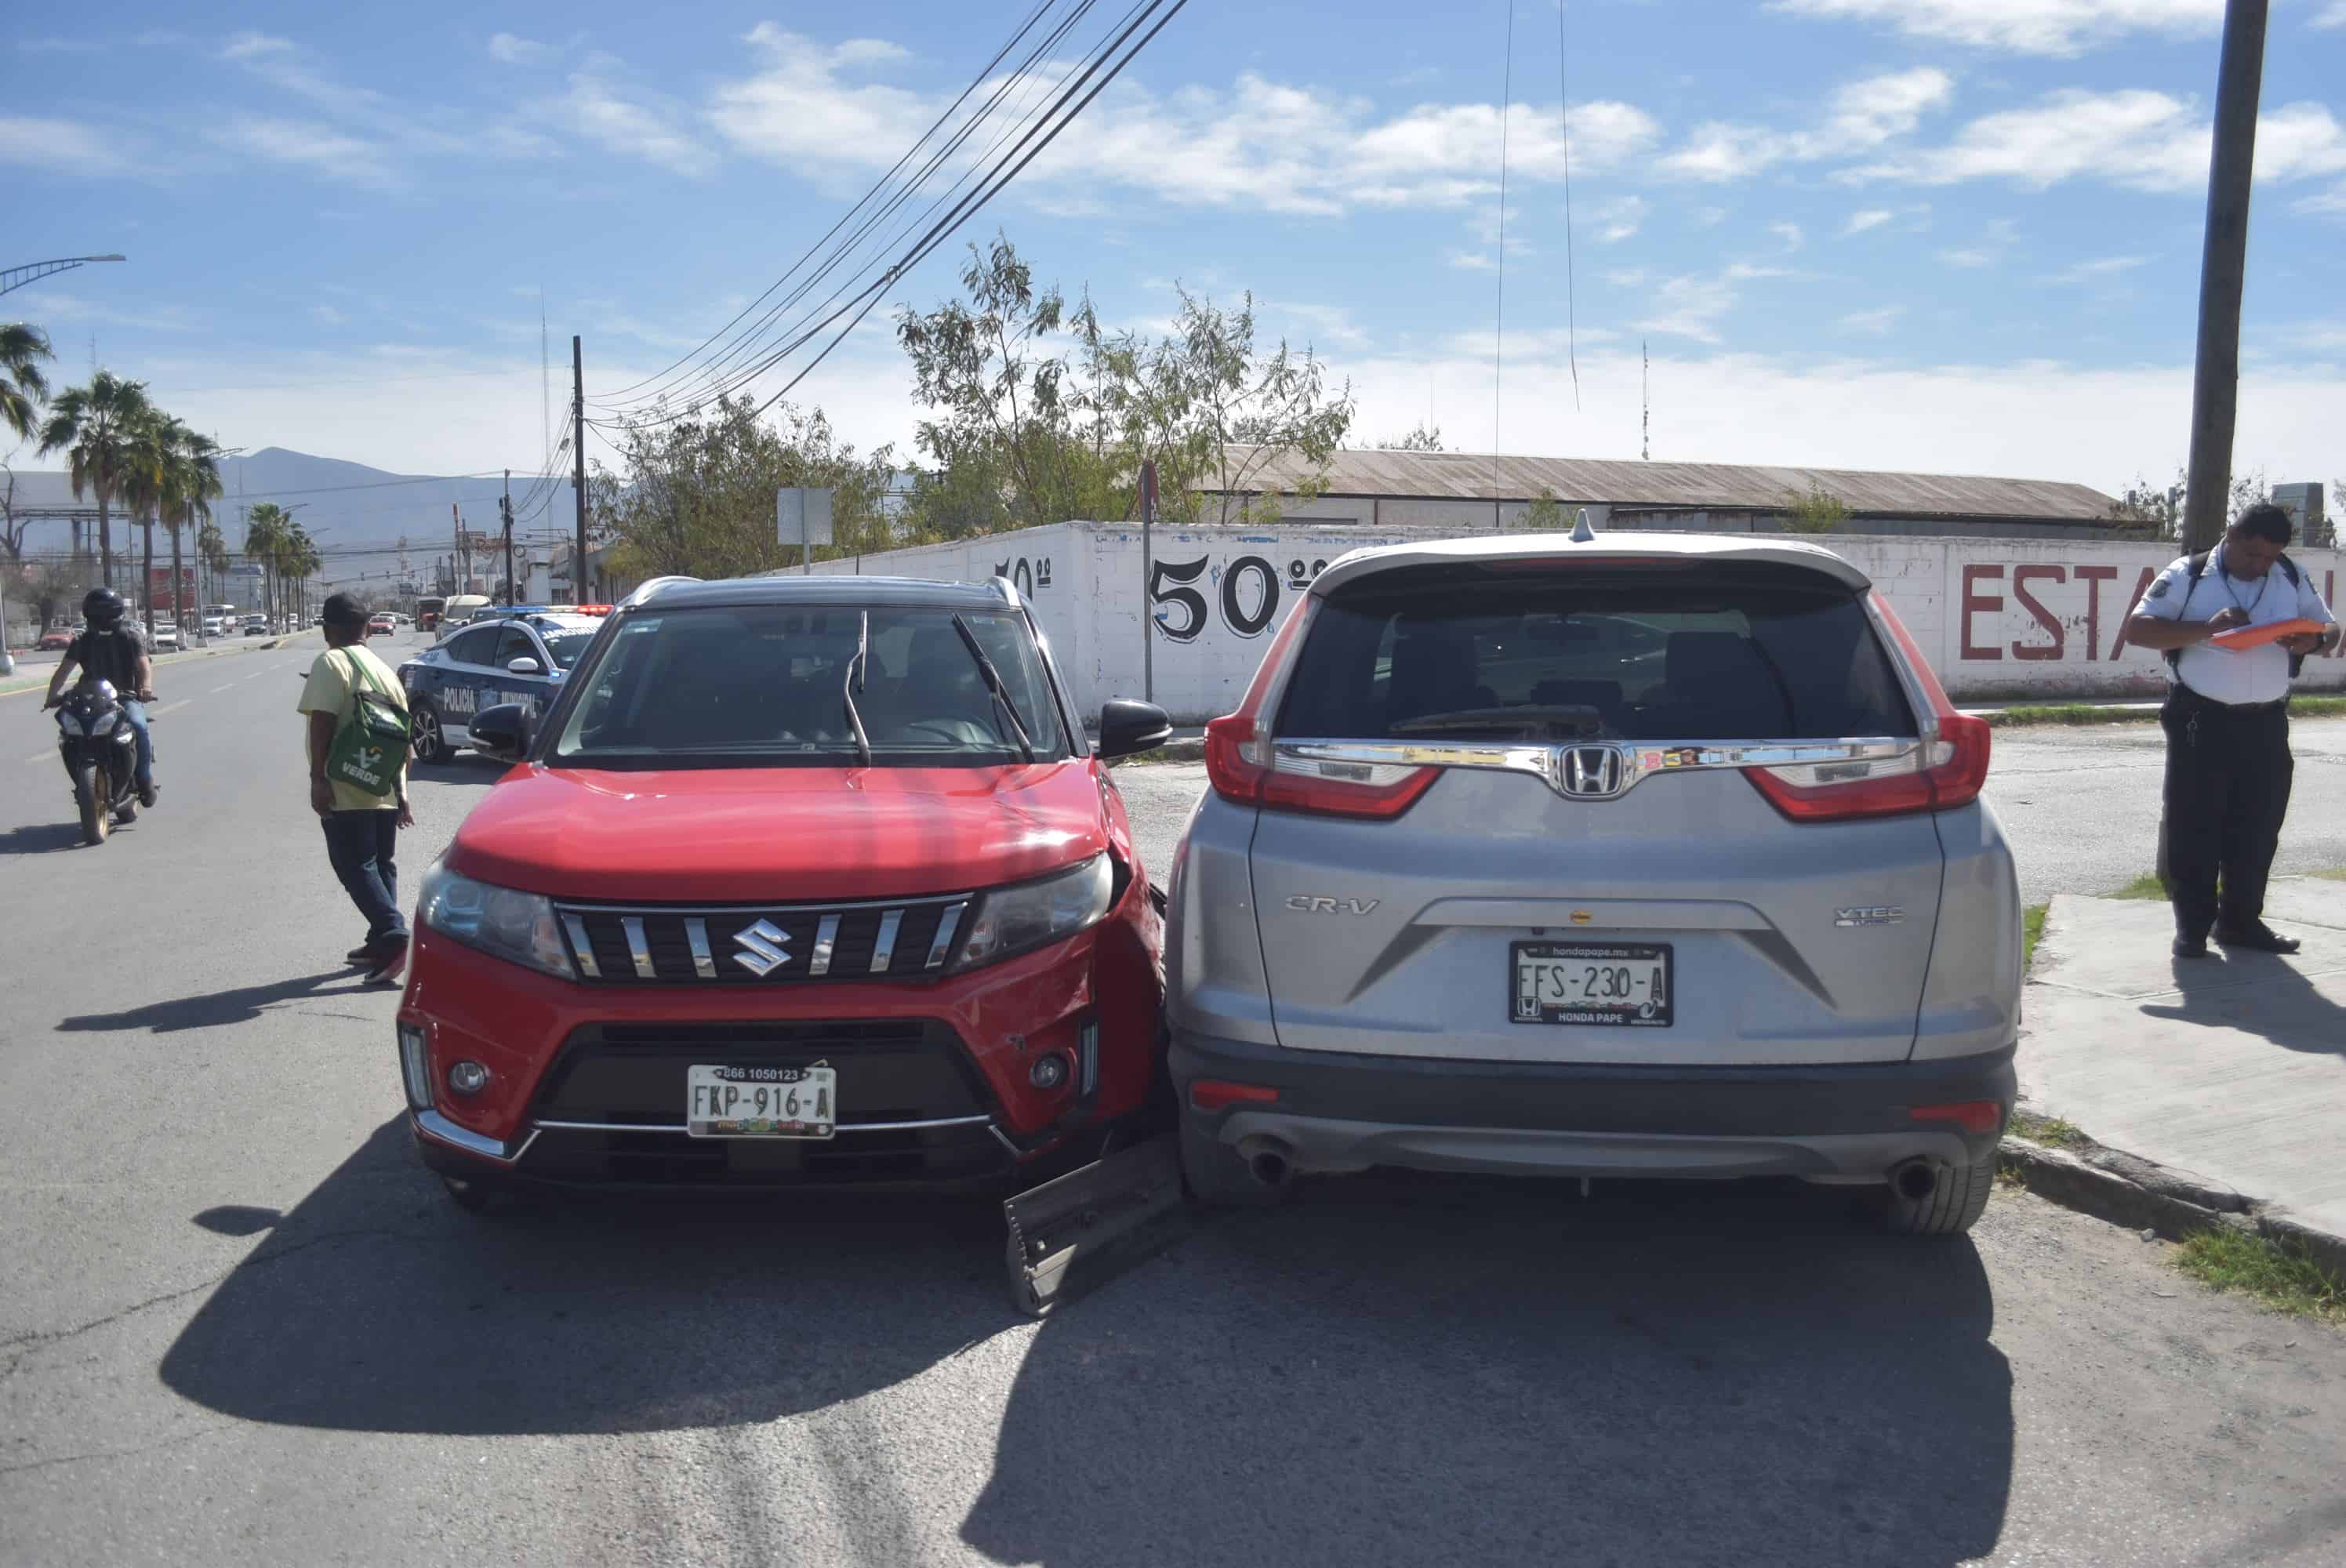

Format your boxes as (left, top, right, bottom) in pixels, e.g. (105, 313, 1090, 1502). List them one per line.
(149, 700, 191, 718)
(209, 684, 234, 695)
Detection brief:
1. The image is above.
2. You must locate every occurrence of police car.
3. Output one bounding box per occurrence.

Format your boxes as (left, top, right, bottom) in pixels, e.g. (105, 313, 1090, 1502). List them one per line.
(399, 610, 605, 764)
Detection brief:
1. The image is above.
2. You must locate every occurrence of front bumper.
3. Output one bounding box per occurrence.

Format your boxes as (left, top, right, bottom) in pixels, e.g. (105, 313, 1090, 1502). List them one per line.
(399, 895, 1162, 1189)
(1170, 1029, 2014, 1182)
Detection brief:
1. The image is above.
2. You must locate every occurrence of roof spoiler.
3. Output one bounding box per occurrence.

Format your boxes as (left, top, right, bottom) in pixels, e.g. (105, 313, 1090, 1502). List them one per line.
(621, 575, 699, 608)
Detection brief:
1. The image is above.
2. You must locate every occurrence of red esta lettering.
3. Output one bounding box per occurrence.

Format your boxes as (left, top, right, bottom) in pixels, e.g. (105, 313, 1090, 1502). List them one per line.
(1960, 564, 2004, 661)
(2074, 566, 2117, 663)
(2115, 566, 2159, 659)
(2010, 564, 2066, 662)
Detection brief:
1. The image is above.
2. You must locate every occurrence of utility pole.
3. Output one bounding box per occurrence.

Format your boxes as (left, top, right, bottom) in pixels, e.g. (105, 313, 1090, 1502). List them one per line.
(572, 335, 587, 606)
(501, 469, 515, 605)
(2182, 0, 2269, 555)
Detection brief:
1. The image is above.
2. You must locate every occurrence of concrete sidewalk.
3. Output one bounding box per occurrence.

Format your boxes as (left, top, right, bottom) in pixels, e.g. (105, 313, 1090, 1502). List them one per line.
(2021, 882, 2346, 1248)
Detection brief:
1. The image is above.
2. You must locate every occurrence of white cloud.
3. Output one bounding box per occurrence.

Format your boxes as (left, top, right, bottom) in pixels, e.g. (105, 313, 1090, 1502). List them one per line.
(488, 32, 550, 64)
(1444, 249, 1498, 272)
(1660, 67, 1952, 181)
(2050, 254, 2148, 283)
(1631, 263, 1789, 344)
(1594, 195, 1646, 242)
(13, 289, 197, 334)
(1841, 208, 1894, 235)
(1275, 301, 1370, 347)
(1770, 220, 1804, 250)
(310, 305, 346, 327)
(1834, 306, 1902, 335)
(1938, 217, 2020, 268)
(1847, 93, 2346, 194)
(2297, 183, 2346, 216)
(220, 31, 295, 60)
(1770, 0, 2221, 57)
(544, 71, 714, 176)
(208, 116, 395, 186)
(708, 27, 1661, 215)
(2316, 2, 2346, 27)
(0, 114, 129, 175)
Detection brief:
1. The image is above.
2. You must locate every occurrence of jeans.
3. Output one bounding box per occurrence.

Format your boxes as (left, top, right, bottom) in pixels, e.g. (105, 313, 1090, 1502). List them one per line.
(321, 809, 409, 944)
(121, 699, 153, 790)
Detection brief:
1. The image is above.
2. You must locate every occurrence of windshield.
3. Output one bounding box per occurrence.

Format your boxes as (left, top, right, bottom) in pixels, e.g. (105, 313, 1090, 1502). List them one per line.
(551, 603, 1066, 767)
(1276, 565, 1915, 744)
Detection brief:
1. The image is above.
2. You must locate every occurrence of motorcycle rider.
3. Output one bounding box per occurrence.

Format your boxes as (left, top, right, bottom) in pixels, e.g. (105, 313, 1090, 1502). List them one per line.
(43, 587, 158, 807)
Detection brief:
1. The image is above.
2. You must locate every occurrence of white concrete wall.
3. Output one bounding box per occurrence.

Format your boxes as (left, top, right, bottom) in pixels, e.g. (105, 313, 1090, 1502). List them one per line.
(813, 524, 2346, 720)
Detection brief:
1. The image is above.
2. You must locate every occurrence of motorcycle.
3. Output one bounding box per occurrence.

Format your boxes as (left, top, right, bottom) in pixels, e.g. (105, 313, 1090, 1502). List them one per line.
(49, 679, 142, 845)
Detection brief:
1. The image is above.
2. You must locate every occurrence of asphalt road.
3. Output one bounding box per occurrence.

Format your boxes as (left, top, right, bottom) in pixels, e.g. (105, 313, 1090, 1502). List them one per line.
(5, 633, 2345, 1566)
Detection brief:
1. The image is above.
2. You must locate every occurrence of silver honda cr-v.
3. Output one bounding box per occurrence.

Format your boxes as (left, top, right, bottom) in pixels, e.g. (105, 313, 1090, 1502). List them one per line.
(1165, 532, 2020, 1233)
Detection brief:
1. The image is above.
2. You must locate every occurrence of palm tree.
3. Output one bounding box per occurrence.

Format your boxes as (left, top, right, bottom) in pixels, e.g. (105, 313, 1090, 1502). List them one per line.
(2, 324, 54, 442)
(196, 517, 228, 621)
(158, 426, 222, 634)
(276, 521, 321, 626)
(117, 409, 177, 633)
(243, 502, 291, 626)
(38, 371, 154, 589)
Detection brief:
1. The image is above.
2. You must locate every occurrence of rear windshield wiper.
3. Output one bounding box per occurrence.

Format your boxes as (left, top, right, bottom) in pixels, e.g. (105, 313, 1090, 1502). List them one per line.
(842, 609, 872, 766)
(950, 613, 1036, 763)
(1389, 705, 1607, 742)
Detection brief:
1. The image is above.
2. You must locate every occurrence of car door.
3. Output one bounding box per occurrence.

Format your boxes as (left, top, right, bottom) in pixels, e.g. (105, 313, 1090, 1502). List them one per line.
(487, 624, 557, 720)
(426, 625, 504, 739)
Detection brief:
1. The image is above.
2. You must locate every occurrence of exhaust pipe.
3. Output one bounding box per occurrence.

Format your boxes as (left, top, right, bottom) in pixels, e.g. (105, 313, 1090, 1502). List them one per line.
(1890, 1158, 1939, 1203)
(1237, 1134, 1295, 1189)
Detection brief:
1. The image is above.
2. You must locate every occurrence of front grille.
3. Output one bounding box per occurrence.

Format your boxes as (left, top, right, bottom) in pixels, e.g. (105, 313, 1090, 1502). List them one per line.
(553, 895, 968, 985)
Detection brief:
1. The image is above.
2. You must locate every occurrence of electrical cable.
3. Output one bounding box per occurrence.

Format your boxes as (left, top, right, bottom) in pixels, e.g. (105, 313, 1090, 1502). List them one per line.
(1494, 0, 1513, 503)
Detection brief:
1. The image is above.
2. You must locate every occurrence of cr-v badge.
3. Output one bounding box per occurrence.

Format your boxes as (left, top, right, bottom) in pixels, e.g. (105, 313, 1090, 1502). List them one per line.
(1287, 895, 1380, 916)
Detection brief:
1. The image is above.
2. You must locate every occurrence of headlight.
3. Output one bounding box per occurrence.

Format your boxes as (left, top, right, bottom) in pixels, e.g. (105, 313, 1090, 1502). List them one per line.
(90, 710, 118, 735)
(56, 710, 86, 736)
(417, 862, 573, 979)
(949, 853, 1116, 971)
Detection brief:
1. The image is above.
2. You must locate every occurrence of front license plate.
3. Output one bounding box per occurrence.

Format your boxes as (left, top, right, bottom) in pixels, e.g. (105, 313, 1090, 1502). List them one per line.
(1510, 942, 1673, 1027)
(686, 1064, 837, 1138)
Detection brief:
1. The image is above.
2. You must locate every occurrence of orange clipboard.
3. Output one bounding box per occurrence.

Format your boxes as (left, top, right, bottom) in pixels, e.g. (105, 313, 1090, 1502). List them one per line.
(2208, 617, 2326, 651)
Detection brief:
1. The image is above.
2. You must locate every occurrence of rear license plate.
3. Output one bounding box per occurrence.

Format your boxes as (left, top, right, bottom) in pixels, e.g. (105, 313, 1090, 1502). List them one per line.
(686, 1064, 837, 1138)
(1510, 942, 1672, 1027)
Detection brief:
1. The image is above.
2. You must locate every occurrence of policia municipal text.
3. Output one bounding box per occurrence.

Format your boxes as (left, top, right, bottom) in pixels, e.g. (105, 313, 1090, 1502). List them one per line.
(2125, 503, 2341, 959)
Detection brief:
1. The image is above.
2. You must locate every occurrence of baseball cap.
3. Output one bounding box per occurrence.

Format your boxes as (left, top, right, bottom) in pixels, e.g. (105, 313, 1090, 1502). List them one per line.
(321, 592, 369, 626)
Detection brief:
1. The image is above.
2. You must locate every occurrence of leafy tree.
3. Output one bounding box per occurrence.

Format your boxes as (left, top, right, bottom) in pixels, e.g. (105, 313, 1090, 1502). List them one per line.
(242, 503, 293, 626)
(158, 425, 222, 630)
(589, 394, 899, 581)
(1522, 486, 1567, 532)
(2, 323, 54, 443)
(1375, 423, 1446, 452)
(196, 517, 228, 612)
(1781, 481, 1850, 534)
(2108, 466, 2271, 543)
(894, 235, 1355, 536)
(37, 370, 155, 588)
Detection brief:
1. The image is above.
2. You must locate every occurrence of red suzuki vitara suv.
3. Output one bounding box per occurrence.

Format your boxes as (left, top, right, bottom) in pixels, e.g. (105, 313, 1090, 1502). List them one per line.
(395, 574, 1171, 1208)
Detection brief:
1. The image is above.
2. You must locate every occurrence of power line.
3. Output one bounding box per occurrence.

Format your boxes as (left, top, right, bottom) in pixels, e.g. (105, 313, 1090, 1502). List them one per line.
(1493, 0, 1514, 504)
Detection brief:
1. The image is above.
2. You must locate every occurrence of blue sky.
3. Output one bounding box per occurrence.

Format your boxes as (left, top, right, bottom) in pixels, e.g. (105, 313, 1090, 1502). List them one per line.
(6, 0, 2344, 497)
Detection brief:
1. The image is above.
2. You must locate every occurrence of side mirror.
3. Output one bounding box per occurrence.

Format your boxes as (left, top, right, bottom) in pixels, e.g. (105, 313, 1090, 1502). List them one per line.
(469, 702, 532, 762)
(505, 655, 543, 676)
(1097, 698, 1172, 760)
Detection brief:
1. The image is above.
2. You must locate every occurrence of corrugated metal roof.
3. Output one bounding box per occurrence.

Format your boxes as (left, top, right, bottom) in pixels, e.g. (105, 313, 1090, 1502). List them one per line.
(1199, 445, 2117, 521)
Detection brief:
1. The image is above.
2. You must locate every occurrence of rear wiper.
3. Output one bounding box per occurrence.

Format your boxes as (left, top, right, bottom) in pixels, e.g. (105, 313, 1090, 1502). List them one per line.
(950, 613, 1035, 763)
(1389, 705, 1607, 741)
(841, 609, 872, 766)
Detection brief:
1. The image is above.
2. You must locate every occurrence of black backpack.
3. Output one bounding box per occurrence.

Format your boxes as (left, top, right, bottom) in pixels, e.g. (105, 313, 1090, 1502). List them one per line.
(2163, 550, 2306, 679)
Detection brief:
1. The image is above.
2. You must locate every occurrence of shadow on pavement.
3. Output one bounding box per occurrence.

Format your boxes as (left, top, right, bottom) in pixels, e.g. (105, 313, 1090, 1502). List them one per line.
(58, 970, 370, 1035)
(0, 820, 88, 856)
(2144, 953, 2346, 1056)
(963, 1173, 2013, 1568)
(409, 754, 505, 789)
(160, 1119, 1012, 1436)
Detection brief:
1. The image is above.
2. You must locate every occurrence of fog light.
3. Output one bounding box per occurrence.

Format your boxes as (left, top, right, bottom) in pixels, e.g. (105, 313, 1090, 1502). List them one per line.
(1029, 1052, 1070, 1091)
(398, 1023, 432, 1110)
(448, 1059, 492, 1096)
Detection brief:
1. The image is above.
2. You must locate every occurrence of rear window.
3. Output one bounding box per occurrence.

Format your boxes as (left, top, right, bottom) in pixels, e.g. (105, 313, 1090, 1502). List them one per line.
(1275, 564, 1914, 742)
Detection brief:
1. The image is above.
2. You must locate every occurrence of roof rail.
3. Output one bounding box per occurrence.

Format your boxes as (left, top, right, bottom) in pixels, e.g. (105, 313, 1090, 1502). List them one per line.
(988, 574, 1022, 608)
(621, 575, 699, 608)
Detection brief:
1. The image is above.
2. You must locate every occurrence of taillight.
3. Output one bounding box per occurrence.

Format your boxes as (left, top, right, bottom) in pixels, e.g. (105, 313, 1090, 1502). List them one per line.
(1908, 1099, 2005, 1135)
(1204, 717, 1437, 819)
(1745, 716, 1990, 822)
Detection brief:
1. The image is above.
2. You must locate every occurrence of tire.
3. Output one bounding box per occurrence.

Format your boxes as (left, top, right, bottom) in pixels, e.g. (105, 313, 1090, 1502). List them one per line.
(1883, 1152, 1996, 1236)
(73, 761, 107, 846)
(441, 1174, 499, 1214)
(1178, 1114, 1285, 1210)
(410, 701, 448, 764)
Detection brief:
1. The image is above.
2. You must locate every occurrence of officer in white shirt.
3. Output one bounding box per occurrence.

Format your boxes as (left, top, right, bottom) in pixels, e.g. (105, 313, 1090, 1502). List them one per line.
(2126, 503, 2341, 958)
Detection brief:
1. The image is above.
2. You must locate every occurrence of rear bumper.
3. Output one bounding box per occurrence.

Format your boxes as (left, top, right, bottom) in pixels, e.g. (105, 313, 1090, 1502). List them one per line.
(1169, 1029, 2014, 1182)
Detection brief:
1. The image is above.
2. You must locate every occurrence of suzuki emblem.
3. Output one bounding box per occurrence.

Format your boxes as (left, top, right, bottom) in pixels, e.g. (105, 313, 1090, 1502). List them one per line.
(732, 919, 794, 976)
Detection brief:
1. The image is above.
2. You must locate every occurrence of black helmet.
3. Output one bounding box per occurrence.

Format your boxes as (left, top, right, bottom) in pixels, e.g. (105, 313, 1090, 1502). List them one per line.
(82, 587, 125, 629)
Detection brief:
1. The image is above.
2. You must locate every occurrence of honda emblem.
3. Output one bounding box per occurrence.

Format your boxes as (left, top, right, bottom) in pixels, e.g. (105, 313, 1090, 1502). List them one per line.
(1555, 744, 1628, 800)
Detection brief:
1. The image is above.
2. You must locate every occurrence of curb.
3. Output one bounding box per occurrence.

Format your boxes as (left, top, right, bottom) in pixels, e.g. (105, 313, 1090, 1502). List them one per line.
(1998, 1134, 2346, 1279)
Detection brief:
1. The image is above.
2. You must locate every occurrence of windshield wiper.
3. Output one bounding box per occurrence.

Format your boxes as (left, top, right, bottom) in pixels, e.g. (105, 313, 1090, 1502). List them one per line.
(842, 609, 873, 766)
(950, 613, 1035, 763)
